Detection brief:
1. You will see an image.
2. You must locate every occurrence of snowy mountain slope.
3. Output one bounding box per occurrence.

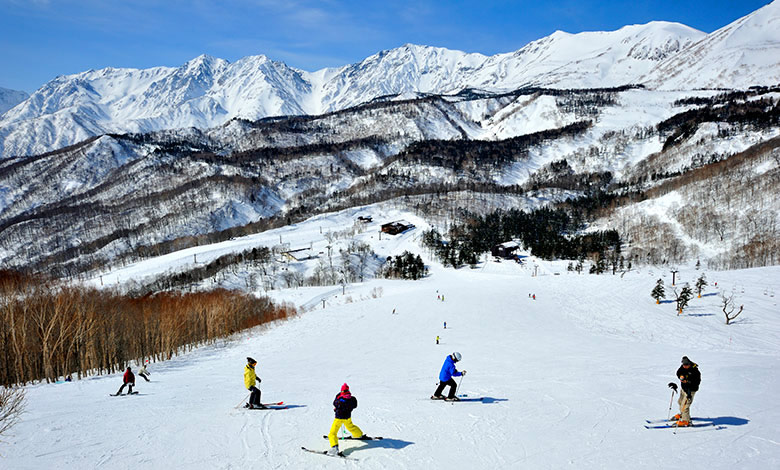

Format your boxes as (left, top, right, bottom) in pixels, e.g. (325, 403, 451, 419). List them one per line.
(0, 94, 489, 274)
(643, 0, 780, 90)
(0, 55, 312, 157)
(0, 87, 29, 115)
(1, 84, 778, 277)
(5, 210, 780, 469)
(0, 20, 709, 158)
(597, 134, 780, 269)
(466, 22, 704, 91)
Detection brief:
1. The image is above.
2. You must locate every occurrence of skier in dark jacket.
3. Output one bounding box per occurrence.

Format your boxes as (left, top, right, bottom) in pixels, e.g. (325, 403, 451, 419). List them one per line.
(432, 352, 465, 401)
(115, 367, 135, 395)
(326, 383, 370, 456)
(674, 356, 701, 426)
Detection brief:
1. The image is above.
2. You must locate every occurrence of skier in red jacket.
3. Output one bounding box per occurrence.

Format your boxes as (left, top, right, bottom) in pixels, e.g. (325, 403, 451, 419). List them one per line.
(115, 367, 135, 395)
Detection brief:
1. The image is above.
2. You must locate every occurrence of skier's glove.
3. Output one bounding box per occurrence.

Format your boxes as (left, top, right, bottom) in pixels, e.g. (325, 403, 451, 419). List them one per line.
(668, 382, 678, 391)
(256, 378, 261, 383)
(461, 370, 467, 376)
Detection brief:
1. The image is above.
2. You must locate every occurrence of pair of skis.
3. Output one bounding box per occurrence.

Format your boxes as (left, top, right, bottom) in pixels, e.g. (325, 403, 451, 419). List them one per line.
(301, 435, 383, 460)
(430, 395, 484, 402)
(244, 401, 286, 410)
(109, 391, 139, 396)
(643, 418, 723, 430)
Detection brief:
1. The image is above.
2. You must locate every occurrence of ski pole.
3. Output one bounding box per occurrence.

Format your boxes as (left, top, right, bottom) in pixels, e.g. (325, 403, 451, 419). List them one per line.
(234, 392, 251, 409)
(455, 373, 465, 397)
(666, 382, 678, 420)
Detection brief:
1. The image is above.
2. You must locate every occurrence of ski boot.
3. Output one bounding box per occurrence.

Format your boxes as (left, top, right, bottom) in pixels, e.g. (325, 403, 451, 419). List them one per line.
(326, 445, 340, 456)
(676, 420, 691, 427)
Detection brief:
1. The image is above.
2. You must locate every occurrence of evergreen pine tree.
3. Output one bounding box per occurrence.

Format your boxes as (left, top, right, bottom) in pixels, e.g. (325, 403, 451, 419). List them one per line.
(676, 286, 694, 315)
(695, 274, 708, 298)
(651, 279, 665, 304)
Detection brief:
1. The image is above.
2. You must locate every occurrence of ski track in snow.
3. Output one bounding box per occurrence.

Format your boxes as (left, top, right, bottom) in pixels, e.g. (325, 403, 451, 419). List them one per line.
(4, 208, 780, 469)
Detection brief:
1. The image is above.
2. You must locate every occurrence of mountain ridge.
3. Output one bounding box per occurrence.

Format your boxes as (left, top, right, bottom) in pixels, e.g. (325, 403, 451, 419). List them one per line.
(0, 87, 29, 115)
(6, 5, 780, 157)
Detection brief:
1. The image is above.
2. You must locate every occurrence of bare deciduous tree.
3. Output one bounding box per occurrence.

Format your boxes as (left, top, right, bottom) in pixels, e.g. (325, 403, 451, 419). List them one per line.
(721, 294, 744, 325)
(0, 386, 26, 439)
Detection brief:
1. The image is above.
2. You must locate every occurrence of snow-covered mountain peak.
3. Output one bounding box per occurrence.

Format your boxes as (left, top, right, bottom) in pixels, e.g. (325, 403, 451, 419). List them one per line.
(0, 87, 30, 116)
(182, 54, 229, 75)
(643, 0, 780, 90)
(1, 3, 778, 158)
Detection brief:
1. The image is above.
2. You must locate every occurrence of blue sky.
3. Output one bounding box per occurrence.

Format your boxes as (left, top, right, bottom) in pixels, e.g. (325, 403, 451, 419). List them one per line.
(0, 0, 772, 92)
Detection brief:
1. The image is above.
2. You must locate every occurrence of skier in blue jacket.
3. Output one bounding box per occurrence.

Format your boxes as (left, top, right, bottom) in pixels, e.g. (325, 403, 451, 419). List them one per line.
(431, 352, 465, 401)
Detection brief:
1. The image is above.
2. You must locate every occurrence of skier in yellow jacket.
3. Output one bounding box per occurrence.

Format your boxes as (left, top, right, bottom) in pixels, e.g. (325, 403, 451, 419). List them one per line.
(243, 357, 265, 409)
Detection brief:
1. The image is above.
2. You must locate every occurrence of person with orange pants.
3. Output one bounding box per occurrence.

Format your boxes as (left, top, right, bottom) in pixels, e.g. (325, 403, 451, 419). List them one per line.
(674, 356, 701, 426)
(327, 383, 371, 456)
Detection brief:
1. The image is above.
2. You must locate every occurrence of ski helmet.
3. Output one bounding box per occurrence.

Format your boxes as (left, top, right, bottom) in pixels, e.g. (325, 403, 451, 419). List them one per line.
(452, 352, 462, 362)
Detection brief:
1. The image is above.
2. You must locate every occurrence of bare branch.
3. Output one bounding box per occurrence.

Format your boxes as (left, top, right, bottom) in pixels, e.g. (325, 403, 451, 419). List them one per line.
(0, 387, 26, 438)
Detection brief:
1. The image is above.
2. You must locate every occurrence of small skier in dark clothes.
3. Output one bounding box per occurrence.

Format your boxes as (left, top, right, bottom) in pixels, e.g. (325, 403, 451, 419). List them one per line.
(138, 362, 151, 382)
(673, 356, 701, 427)
(115, 367, 135, 395)
(327, 383, 371, 456)
(432, 352, 465, 401)
(243, 357, 265, 409)
(443, 321, 446, 329)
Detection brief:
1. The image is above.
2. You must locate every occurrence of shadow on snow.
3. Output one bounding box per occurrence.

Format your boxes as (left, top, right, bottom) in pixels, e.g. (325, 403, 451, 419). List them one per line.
(694, 416, 749, 426)
(342, 437, 414, 455)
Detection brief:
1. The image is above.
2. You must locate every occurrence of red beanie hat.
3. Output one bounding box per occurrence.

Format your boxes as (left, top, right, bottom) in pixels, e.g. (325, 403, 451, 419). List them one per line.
(341, 383, 349, 392)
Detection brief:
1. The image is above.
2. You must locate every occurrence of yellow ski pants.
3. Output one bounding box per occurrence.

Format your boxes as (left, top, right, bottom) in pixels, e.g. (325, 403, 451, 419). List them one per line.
(328, 418, 363, 447)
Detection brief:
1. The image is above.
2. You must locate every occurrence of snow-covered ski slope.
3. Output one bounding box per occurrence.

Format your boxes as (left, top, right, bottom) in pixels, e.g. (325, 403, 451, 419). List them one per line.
(6, 208, 780, 469)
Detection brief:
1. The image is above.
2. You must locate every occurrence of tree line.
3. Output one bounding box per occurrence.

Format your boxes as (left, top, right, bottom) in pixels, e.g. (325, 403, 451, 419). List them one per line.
(0, 270, 296, 387)
(382, 251, 426, 280)
(421, 205, 622, 267)
(390, 121, 592, 171)
(658, 97, 780, 150)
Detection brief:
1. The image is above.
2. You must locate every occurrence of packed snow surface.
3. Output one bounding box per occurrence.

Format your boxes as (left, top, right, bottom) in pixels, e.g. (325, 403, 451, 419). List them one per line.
(5, 208, 780, 469)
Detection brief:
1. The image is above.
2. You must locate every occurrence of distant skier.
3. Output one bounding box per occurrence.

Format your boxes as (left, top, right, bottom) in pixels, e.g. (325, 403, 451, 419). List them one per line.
(138, 362, 151, 382)
(115, 367, 135, 395)
(443, 321, 446, 329)
(432, 352, 466, 401)
(244, 357, 265, 409)
(436, 336, 440, 344)
(673, 356, 701, 427)
(327, 383, 370, 456)
(532, 294, 536, 300)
